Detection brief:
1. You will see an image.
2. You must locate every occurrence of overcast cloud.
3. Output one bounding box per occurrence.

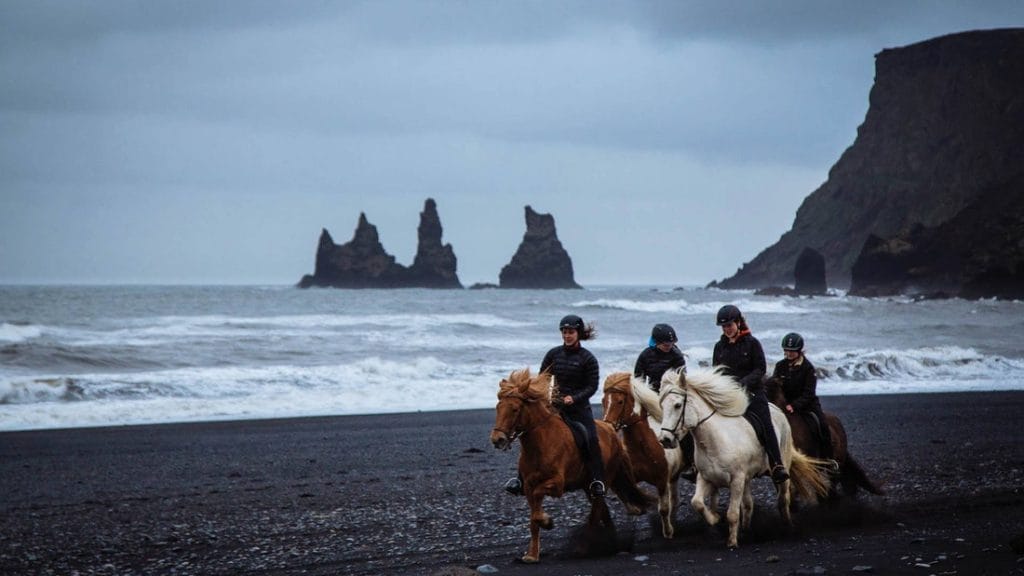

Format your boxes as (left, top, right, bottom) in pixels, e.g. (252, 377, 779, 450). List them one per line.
(2, 1, 1022, 286)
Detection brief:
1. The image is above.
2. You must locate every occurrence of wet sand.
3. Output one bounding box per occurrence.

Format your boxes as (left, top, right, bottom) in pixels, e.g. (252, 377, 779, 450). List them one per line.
(2, 391, 1023, 575)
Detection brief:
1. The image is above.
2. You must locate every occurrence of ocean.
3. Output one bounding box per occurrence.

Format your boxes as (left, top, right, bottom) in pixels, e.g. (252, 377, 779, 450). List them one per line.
(2, 285, 1022, 431)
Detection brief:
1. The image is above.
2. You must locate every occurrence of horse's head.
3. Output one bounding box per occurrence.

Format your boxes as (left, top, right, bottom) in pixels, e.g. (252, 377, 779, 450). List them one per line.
(601, 372, 640, 431)
(655, 381, 688, 448)
(490, 369, 551, 450)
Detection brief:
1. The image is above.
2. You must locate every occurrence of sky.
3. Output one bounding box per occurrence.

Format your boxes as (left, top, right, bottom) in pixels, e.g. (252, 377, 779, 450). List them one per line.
(2, 2, 1022, 287)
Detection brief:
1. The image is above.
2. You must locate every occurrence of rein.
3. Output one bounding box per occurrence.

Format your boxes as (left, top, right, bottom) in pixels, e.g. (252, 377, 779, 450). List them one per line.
(660, 387, 717, 436)
(606, 390, 643, 431)
(493, 393, 553, 449)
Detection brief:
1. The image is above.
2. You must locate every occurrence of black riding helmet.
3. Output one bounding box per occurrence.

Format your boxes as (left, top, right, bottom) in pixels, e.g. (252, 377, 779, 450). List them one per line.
(782, 332, 804, 351)
(559, 314, 585, 332)
(651, 323, 677, 344)
(716, 304, 742, 326)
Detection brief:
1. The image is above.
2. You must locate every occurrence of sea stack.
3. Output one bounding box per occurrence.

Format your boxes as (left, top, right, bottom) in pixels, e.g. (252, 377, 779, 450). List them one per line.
(499, 206, 582, 289)
(297, 198, 463, 289)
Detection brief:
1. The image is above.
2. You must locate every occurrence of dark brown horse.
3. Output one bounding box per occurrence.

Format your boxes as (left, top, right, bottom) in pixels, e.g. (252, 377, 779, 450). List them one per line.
(490, 369, 649, 563)
(601, 372, 683, 538)
(766, 378, 884, 498)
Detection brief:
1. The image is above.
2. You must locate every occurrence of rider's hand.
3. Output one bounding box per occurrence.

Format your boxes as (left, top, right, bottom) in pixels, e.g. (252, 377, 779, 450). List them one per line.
(785, 404, 794, 413)
(563, 395, 574, 405)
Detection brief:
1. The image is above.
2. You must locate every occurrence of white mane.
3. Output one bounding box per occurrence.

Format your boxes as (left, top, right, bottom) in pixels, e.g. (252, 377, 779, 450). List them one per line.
(661, 366, 748, 417)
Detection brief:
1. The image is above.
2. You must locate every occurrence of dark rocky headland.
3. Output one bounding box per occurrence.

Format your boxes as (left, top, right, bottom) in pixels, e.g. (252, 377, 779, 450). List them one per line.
(715, 29, 1024, 299)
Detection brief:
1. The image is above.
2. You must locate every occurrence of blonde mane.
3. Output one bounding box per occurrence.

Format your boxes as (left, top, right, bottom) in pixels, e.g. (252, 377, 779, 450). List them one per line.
(662, 366, 748, 417)
(498, 368, 554, 403)
(604, 371, 644, 418)
(630, 375, 663, 420)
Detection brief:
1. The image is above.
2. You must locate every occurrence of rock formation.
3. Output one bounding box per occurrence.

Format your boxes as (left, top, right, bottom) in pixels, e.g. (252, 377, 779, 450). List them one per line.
(297, 199, 462, 289)
(794, 248, 828, 295)
(753, 246, 829, 297)
(408, 199, 462, 288)
(499, 206, 581, 289)
(850, 177, 1024, 299)
(713, 29, 1024, 296)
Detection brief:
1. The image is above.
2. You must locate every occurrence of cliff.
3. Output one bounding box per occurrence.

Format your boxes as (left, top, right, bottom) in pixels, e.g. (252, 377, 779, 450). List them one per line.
(499, 206, 581, 289)
(714, 29, 1024, 294)
(297, 199, 462, 289)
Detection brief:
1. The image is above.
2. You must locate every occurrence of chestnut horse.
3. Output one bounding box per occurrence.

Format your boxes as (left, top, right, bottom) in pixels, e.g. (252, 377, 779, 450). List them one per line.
(765, 377, 884, 497)
(490, 369, 649, 563)
(601, 372, 684, 538)
(656, 368, 831, 548)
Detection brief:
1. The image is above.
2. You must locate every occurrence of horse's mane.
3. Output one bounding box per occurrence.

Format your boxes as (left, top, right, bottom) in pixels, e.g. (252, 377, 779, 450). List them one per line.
(604, 371, 644, 418)
(630, 375, 662, 420)
(498, 368, 554, 403)
(661, 366, 748, 417)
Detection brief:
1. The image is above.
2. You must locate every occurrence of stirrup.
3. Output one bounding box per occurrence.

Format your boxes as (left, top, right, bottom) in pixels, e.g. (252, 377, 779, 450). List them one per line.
(504, 477, 523, 496)
(589, 480, 606, 497)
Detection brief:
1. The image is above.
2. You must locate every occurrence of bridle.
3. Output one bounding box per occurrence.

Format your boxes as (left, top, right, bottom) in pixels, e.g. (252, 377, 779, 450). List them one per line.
(492, 393, 548, 449)
(605, 389, 643, 431)
(659, 387, 716, 438)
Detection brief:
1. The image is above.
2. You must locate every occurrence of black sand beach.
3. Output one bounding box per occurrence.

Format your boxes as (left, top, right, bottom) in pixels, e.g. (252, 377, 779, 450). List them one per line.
(3, 391, 1024, 575)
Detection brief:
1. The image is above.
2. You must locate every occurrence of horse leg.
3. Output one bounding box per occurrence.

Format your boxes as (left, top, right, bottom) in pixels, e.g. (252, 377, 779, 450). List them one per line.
(522, 492, 551, 563)
(658, 477, 674, 539)
(776, 477, 793, 527)
(691, 475, 720, 527)
(741, 483, 754, 530)
(725, 475, 745, 548)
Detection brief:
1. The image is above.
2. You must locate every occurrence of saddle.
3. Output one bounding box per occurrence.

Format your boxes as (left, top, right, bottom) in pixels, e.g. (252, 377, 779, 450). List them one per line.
(560, 414, 592, 455)
(743, 411, 769, 448)
(801, 411, 825, 444)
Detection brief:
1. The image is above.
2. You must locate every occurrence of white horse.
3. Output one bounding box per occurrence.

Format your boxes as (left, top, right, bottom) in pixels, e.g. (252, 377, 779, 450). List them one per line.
(655, 368, 829, 548)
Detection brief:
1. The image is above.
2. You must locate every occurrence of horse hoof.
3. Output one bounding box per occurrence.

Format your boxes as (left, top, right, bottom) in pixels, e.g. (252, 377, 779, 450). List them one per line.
(521, 555, 539, 564)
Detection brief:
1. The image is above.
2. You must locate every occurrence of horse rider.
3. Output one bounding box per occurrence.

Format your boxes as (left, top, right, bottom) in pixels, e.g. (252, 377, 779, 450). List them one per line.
(634, 323, 686, 393)
(713, 304, 790, 484)
(772, 332, 834, 461)
(505, 314, 607, 498)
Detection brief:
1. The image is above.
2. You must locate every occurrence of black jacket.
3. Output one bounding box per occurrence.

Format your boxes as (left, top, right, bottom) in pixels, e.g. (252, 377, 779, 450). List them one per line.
(712, 332, 766, 394)
(634, 345, 686, 391)
(541, 344, 599, 414)
(772, 357, 821, 412)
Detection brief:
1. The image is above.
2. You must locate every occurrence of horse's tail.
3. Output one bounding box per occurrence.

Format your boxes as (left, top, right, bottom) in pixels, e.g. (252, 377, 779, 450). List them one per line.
(788, 450, 832, 501)
(842, 453, 885, 496)
(611, 450, 654, 514)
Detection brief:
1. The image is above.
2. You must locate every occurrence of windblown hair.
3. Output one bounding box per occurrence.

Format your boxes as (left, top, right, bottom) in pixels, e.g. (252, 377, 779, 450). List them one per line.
(661, 366, 748, 417)
(498, 368, 554, 403)
(579, 322, 598, 341)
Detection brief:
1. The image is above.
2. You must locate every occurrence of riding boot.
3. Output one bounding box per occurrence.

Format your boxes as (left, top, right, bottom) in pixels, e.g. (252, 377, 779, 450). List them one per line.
(753, 395, 789, 484)
(680, 433, 697, 482)
(763, 424, 789, 484)
(587, 438, 606, 497)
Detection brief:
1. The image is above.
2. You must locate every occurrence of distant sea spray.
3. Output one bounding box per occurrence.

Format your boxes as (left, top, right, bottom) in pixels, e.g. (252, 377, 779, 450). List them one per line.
(1, 285, 1022, 431)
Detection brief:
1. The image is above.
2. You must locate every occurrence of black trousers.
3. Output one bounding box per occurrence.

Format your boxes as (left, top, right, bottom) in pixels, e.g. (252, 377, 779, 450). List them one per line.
(746, 392, 784, 469)
(807, 405, 833, 458)
(563, 405, 605, 484)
